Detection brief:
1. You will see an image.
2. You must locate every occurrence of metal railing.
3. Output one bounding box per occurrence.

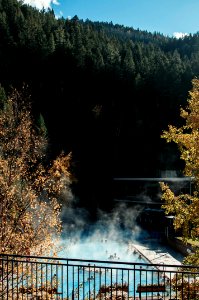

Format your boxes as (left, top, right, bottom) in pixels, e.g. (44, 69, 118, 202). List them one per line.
(1, 253, 199, 299)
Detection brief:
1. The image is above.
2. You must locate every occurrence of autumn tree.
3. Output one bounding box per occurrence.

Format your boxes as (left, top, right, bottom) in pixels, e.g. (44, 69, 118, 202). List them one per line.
(160, 78, 199, 264)
(0, 86, 72, 257)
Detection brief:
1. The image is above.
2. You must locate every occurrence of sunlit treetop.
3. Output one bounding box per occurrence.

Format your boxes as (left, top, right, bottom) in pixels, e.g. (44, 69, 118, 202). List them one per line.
(161, 78, 199, 265)
(0, 86, 72, 257)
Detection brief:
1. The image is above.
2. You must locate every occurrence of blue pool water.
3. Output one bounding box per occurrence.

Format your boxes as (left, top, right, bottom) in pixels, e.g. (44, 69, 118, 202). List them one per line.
(59, 239, 147, 262)
(55, 238, 160, 299)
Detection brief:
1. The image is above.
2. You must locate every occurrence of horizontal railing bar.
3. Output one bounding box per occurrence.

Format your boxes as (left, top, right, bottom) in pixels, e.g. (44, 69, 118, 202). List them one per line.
(1, 253, 199, 279)
(0, 253, 193, 269)
(1, 253, 199, 300)
(0, 258, 182, 271)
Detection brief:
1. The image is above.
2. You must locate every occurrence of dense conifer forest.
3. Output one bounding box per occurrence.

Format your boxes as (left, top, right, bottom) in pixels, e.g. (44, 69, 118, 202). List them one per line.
(1, 0, 199, 215)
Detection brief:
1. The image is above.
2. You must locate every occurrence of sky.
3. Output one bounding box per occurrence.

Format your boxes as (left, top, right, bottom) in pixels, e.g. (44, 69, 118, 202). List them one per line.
(21, 0, 199, 38)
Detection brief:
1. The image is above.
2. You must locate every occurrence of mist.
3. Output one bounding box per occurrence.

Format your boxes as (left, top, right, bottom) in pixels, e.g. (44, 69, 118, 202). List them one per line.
(58, 201, 147, 261)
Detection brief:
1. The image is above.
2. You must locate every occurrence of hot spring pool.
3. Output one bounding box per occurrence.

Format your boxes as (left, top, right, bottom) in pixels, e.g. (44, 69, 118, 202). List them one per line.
(59, 238, 148, 263)
(55, 237, 161, 299)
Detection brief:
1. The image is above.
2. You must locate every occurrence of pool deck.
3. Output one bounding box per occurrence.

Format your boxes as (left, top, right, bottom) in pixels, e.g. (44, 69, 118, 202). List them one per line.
(129, 239, 183, 270)
(124, 241, 183, 299)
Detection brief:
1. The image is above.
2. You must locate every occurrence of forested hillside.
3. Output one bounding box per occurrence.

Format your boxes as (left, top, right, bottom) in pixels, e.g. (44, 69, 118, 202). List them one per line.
(1, 0, 199, 215)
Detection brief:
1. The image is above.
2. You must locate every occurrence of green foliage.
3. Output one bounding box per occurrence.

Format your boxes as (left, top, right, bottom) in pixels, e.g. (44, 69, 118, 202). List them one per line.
(1, 0, 199, 211)
(0, 0, 198, 82)
(37, 113, 47, 137)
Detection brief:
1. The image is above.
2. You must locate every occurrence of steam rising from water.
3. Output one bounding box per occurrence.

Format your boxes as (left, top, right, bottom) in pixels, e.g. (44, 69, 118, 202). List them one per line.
(59, 203, 146, 261)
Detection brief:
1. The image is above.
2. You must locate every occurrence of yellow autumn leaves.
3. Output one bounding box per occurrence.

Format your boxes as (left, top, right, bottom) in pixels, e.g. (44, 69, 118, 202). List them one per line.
(0, 87, 72, 257)
(161, 78, 199, 264)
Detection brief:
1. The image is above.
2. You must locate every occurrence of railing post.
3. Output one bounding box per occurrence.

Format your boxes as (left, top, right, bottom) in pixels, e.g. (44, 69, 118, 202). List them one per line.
(1, 253, 199, 300)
